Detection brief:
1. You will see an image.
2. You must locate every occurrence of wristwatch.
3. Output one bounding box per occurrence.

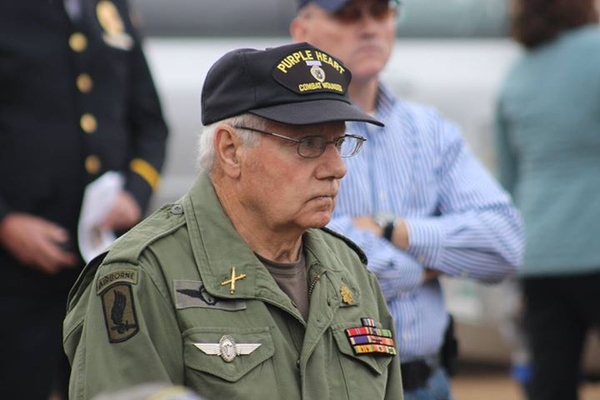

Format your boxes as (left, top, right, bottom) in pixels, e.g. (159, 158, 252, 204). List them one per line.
(374, 211, 395, 242)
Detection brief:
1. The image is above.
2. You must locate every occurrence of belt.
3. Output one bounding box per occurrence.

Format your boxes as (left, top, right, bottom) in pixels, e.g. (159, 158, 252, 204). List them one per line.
(401, 359, 436, 391)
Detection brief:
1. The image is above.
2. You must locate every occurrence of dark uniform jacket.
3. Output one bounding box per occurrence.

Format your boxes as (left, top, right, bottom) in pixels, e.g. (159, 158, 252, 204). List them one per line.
(0, 0, 168, 292)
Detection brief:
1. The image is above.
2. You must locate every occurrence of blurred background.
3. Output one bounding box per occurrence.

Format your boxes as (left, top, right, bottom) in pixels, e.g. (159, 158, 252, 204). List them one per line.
(130, 0, 600, 395)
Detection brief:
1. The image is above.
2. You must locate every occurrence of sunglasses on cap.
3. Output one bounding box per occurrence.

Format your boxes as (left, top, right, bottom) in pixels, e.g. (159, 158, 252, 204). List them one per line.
(333, 0, 400, 24)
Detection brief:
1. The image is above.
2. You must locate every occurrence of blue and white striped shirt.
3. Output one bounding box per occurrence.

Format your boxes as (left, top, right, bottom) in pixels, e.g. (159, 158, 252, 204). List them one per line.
(328, 85, 524, 362)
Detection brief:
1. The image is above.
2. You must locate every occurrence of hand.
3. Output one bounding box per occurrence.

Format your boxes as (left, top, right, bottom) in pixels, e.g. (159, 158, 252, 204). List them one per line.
(389, 219, 409, 250)
(0, 213, 78, 274)
(99, 190, 142, 232)
(353, 215, 410, 250)
(423, 268, 442, 281)
(352, 216, 382, 236)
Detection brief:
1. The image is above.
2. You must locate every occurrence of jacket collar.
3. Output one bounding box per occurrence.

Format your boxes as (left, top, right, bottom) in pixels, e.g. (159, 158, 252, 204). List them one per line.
(180, 172, 360, 308)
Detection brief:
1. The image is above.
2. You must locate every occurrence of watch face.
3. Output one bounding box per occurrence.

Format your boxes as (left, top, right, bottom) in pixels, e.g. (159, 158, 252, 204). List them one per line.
(374, 211, 395, 228)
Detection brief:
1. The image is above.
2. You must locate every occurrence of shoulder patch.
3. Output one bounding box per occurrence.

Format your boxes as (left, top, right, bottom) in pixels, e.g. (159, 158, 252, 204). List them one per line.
(320, 226, 368, 265)
(97, 269, 138, 294)
(101, 284, 139, 343)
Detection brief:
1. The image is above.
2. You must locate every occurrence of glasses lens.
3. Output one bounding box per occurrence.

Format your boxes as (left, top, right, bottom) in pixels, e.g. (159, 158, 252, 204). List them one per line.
(333, 1, 393, 23)
(298, 136, 325, 158)
(297, 135, 365, 158)
(339, 136, 361, 158)
(371, 2, 393, 19)
(334, 6, 362, 23)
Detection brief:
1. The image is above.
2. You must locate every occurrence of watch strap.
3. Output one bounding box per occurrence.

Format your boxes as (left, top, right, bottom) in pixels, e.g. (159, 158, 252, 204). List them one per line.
(383, 220, 395, 242)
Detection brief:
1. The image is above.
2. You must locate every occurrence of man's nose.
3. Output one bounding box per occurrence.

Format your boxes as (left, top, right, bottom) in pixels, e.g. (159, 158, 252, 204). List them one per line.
(321, 143, 347, 178)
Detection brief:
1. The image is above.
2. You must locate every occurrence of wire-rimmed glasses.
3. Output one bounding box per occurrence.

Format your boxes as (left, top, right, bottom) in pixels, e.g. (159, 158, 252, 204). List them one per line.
(233, 125, 366, 158)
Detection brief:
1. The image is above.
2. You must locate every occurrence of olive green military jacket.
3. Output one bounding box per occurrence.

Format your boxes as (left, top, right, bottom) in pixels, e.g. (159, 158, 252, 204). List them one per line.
(64, 173, 403, 400)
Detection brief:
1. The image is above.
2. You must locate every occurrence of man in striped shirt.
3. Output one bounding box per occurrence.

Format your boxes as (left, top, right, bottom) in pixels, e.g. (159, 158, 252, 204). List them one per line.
(291, 0, 525, 398)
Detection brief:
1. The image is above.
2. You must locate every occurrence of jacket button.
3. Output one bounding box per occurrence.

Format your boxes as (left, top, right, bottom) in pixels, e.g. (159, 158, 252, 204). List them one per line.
(170, 204, 183, 215)
(69, 32, 87, 52)
(80, 113, 97, 133)
(85, 155, 101, 175)
(296, 359, 300, 368)
(77, 73, 93, 93)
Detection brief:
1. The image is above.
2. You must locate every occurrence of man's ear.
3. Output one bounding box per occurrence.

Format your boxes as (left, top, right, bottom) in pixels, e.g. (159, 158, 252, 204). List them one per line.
(290, 16, 307, 42)
(214, 125, 242, 177)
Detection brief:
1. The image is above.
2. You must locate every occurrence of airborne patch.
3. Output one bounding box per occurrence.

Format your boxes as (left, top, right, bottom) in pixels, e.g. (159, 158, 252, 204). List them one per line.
(101, 284, 139, 343)
(97, 269, 138, 294)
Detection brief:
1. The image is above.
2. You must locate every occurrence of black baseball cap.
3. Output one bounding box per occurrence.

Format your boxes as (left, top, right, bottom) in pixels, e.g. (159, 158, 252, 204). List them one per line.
(296, 0, 400, 12)
(201, 42, 383, 127)
(297, 0, 349, 11)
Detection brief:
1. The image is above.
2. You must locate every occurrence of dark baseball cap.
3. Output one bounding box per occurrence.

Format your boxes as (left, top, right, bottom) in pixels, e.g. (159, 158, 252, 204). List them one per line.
(296, 0, 399, 12)
(201, 42, 382, 127)
(297, 0, 349, 11)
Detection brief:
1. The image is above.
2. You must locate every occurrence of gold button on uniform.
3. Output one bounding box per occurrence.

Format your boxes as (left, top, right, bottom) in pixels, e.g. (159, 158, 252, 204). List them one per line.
(85, 155, 101, 175)
(80, 113, 97, 133)
(77, 74, 93, 93)
(69, 32, 87, 52)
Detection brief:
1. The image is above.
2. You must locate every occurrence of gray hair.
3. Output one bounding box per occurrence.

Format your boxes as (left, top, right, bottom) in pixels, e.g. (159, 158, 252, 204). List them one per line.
(197, 114, 266, 172)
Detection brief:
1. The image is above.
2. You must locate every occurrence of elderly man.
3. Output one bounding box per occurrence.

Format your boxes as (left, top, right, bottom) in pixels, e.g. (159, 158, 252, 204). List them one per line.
(63, 42, 403, 400)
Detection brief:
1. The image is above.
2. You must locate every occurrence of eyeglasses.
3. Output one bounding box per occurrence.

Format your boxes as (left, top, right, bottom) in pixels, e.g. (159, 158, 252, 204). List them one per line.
(233, 126, 366, 159)
(333, 0, 399, 24)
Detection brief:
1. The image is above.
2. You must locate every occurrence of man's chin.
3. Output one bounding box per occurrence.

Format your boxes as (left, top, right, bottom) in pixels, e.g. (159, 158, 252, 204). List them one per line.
(308, 212, 333, 229)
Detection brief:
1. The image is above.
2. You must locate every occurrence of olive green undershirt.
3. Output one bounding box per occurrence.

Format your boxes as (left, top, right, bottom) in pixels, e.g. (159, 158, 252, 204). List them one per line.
(256, 250, 309, 321)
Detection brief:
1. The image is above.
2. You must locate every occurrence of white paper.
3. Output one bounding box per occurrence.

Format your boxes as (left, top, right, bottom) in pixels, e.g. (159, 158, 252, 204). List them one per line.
(78, 171, 124, 262)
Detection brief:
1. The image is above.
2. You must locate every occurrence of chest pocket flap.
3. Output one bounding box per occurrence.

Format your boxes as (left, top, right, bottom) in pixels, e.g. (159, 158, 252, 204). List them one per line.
(331, 322, 395, 375)
(183, 327, 274, 382)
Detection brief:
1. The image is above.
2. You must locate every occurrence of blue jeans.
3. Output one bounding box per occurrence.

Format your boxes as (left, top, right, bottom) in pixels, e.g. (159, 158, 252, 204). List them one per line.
(404, 368, 453, 400)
